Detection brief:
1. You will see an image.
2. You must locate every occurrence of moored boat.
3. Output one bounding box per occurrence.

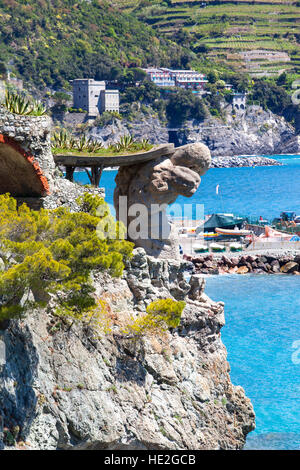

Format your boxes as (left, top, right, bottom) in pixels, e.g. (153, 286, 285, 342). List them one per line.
(210, 242, 226, 253)
(229, 242, 243, 252)
(198, 213, 247, 234)
(193, 244, 209, 253)
(215, 227, 251, 236)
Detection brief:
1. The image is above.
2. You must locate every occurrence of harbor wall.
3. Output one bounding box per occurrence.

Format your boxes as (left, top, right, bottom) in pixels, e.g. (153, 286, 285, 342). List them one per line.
(184, 252, 300, 275)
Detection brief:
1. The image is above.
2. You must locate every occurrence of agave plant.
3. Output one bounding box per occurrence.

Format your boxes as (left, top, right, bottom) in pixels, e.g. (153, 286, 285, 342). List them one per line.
(68, 136, 78, 150)
(4, 90, 47, 116)
(86, 138, 103, 153)
(4, 91, 31, 115)
(141, 138, 150, 150)
(77, 134, 89, 152)
(30, 99, 47, 116)
(115, 134, 135, 152)
(51, 129, 70, 149)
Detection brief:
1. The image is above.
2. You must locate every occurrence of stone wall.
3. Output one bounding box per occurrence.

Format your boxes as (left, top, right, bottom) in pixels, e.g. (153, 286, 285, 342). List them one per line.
(0, 107, 105, 207)
(0, 108, 56, 192)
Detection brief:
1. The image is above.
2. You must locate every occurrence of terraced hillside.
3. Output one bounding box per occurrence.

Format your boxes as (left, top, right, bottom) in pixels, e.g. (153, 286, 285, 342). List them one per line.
(118, 0, 300, 75)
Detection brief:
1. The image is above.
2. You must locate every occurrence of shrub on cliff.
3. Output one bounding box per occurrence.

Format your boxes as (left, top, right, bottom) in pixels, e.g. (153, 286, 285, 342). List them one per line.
(122, 298, 186, 338)
(0, 193, 133, 323)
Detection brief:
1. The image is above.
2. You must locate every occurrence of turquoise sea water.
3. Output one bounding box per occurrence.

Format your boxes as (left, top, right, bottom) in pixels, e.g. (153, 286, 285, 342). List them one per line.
(74, 154, 300, 221)
(205, 274, 300, 450)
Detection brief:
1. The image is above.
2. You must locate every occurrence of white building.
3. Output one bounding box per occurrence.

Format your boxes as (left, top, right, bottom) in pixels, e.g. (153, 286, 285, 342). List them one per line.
(232, 92, 247, 111)
(143, 68, 176, 87)
(73, 79, 119, 116)
(100, 89, 120, 113)
(143, 67, 207, 90)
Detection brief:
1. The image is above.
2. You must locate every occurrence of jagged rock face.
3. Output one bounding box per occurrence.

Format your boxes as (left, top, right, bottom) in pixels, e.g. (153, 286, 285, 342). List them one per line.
(87, 105, 299, 157)
(41, 178, 105, 212)
(89, 116, 170, 146)
(114, 143, 211, 260)
(183, 106, 299, 156)
(0, 249, 255, 450)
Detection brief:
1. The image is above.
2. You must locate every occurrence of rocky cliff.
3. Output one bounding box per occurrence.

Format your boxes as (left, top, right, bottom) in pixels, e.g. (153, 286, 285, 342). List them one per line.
(0, 249, 255, 450)
(183, 105, 299, 157)
(86, 105, 299, 158)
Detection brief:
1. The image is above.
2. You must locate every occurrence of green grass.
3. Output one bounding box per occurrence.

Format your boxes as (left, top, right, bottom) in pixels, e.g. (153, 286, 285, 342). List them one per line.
(52, 144, 153, 157)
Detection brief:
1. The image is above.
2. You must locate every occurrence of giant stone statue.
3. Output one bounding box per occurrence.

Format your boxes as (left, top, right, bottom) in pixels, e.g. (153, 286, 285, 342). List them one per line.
(114, 142, 211, 259)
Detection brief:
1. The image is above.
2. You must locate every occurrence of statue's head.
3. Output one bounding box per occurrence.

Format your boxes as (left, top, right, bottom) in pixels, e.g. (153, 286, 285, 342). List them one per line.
(149, 142, 211, 200)
(170, 142, 211, 176)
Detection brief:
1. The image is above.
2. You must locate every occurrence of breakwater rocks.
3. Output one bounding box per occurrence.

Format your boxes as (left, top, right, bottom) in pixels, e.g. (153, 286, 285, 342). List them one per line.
(210, 155, 282, 168)
(0, 248, 255, 450)
(184, 252, 300, 275)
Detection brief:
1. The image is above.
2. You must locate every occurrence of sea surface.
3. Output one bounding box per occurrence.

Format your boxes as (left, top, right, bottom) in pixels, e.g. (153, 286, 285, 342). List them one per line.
(74, 154, 300, 221)
(205, 274, 300, 450)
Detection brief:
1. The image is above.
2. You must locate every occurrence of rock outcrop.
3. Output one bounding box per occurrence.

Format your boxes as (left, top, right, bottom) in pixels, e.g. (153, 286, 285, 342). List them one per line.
(87, 105, 299, 158)
(90, 115, 170, 147)
(0, 108, 55, 196)
(0, 249, 255, 450)
(114, 143, 211, 260)
(177, 105, 299, 157)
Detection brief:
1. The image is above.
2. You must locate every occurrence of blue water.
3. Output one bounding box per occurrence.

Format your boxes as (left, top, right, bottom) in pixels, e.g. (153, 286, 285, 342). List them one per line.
(73, 154, 300, 221)
(205, 274, 300, 450)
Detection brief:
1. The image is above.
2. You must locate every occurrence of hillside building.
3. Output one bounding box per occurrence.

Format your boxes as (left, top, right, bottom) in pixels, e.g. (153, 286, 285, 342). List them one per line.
(233, 92, 247, 110)
(72, 79, 119, 116)
(143, 68, 207, 90)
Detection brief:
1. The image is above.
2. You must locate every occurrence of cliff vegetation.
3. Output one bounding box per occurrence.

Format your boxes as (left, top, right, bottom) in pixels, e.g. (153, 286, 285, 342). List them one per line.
(0, 193, 133, 324)
(0, 0, 187, 89)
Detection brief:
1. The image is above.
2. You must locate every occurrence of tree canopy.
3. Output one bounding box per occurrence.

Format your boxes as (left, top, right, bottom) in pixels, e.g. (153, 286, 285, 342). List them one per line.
(0, 193, 133, 323)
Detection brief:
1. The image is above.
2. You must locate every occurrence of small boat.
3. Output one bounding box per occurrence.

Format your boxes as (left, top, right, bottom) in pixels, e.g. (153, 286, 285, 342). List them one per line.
(261, 226, 292, 240)
(178, 226, 198, 237)
(215, 227, 251, 236)
(229, 242, 243, 252)
(197, 232, 219, 239)
(210, 242, 226, 253)
(199, 213, 247, 233)
(193, 244, 209, 253)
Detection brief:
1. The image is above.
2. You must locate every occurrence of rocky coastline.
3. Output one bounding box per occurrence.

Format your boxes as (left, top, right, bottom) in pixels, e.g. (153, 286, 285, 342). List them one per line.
(0, 111, 256, 450)
(0, 249, 255, 450)
(210, 155, 282, 168)
(66, 103, 300, 160)
(184, 252, 300, 276)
